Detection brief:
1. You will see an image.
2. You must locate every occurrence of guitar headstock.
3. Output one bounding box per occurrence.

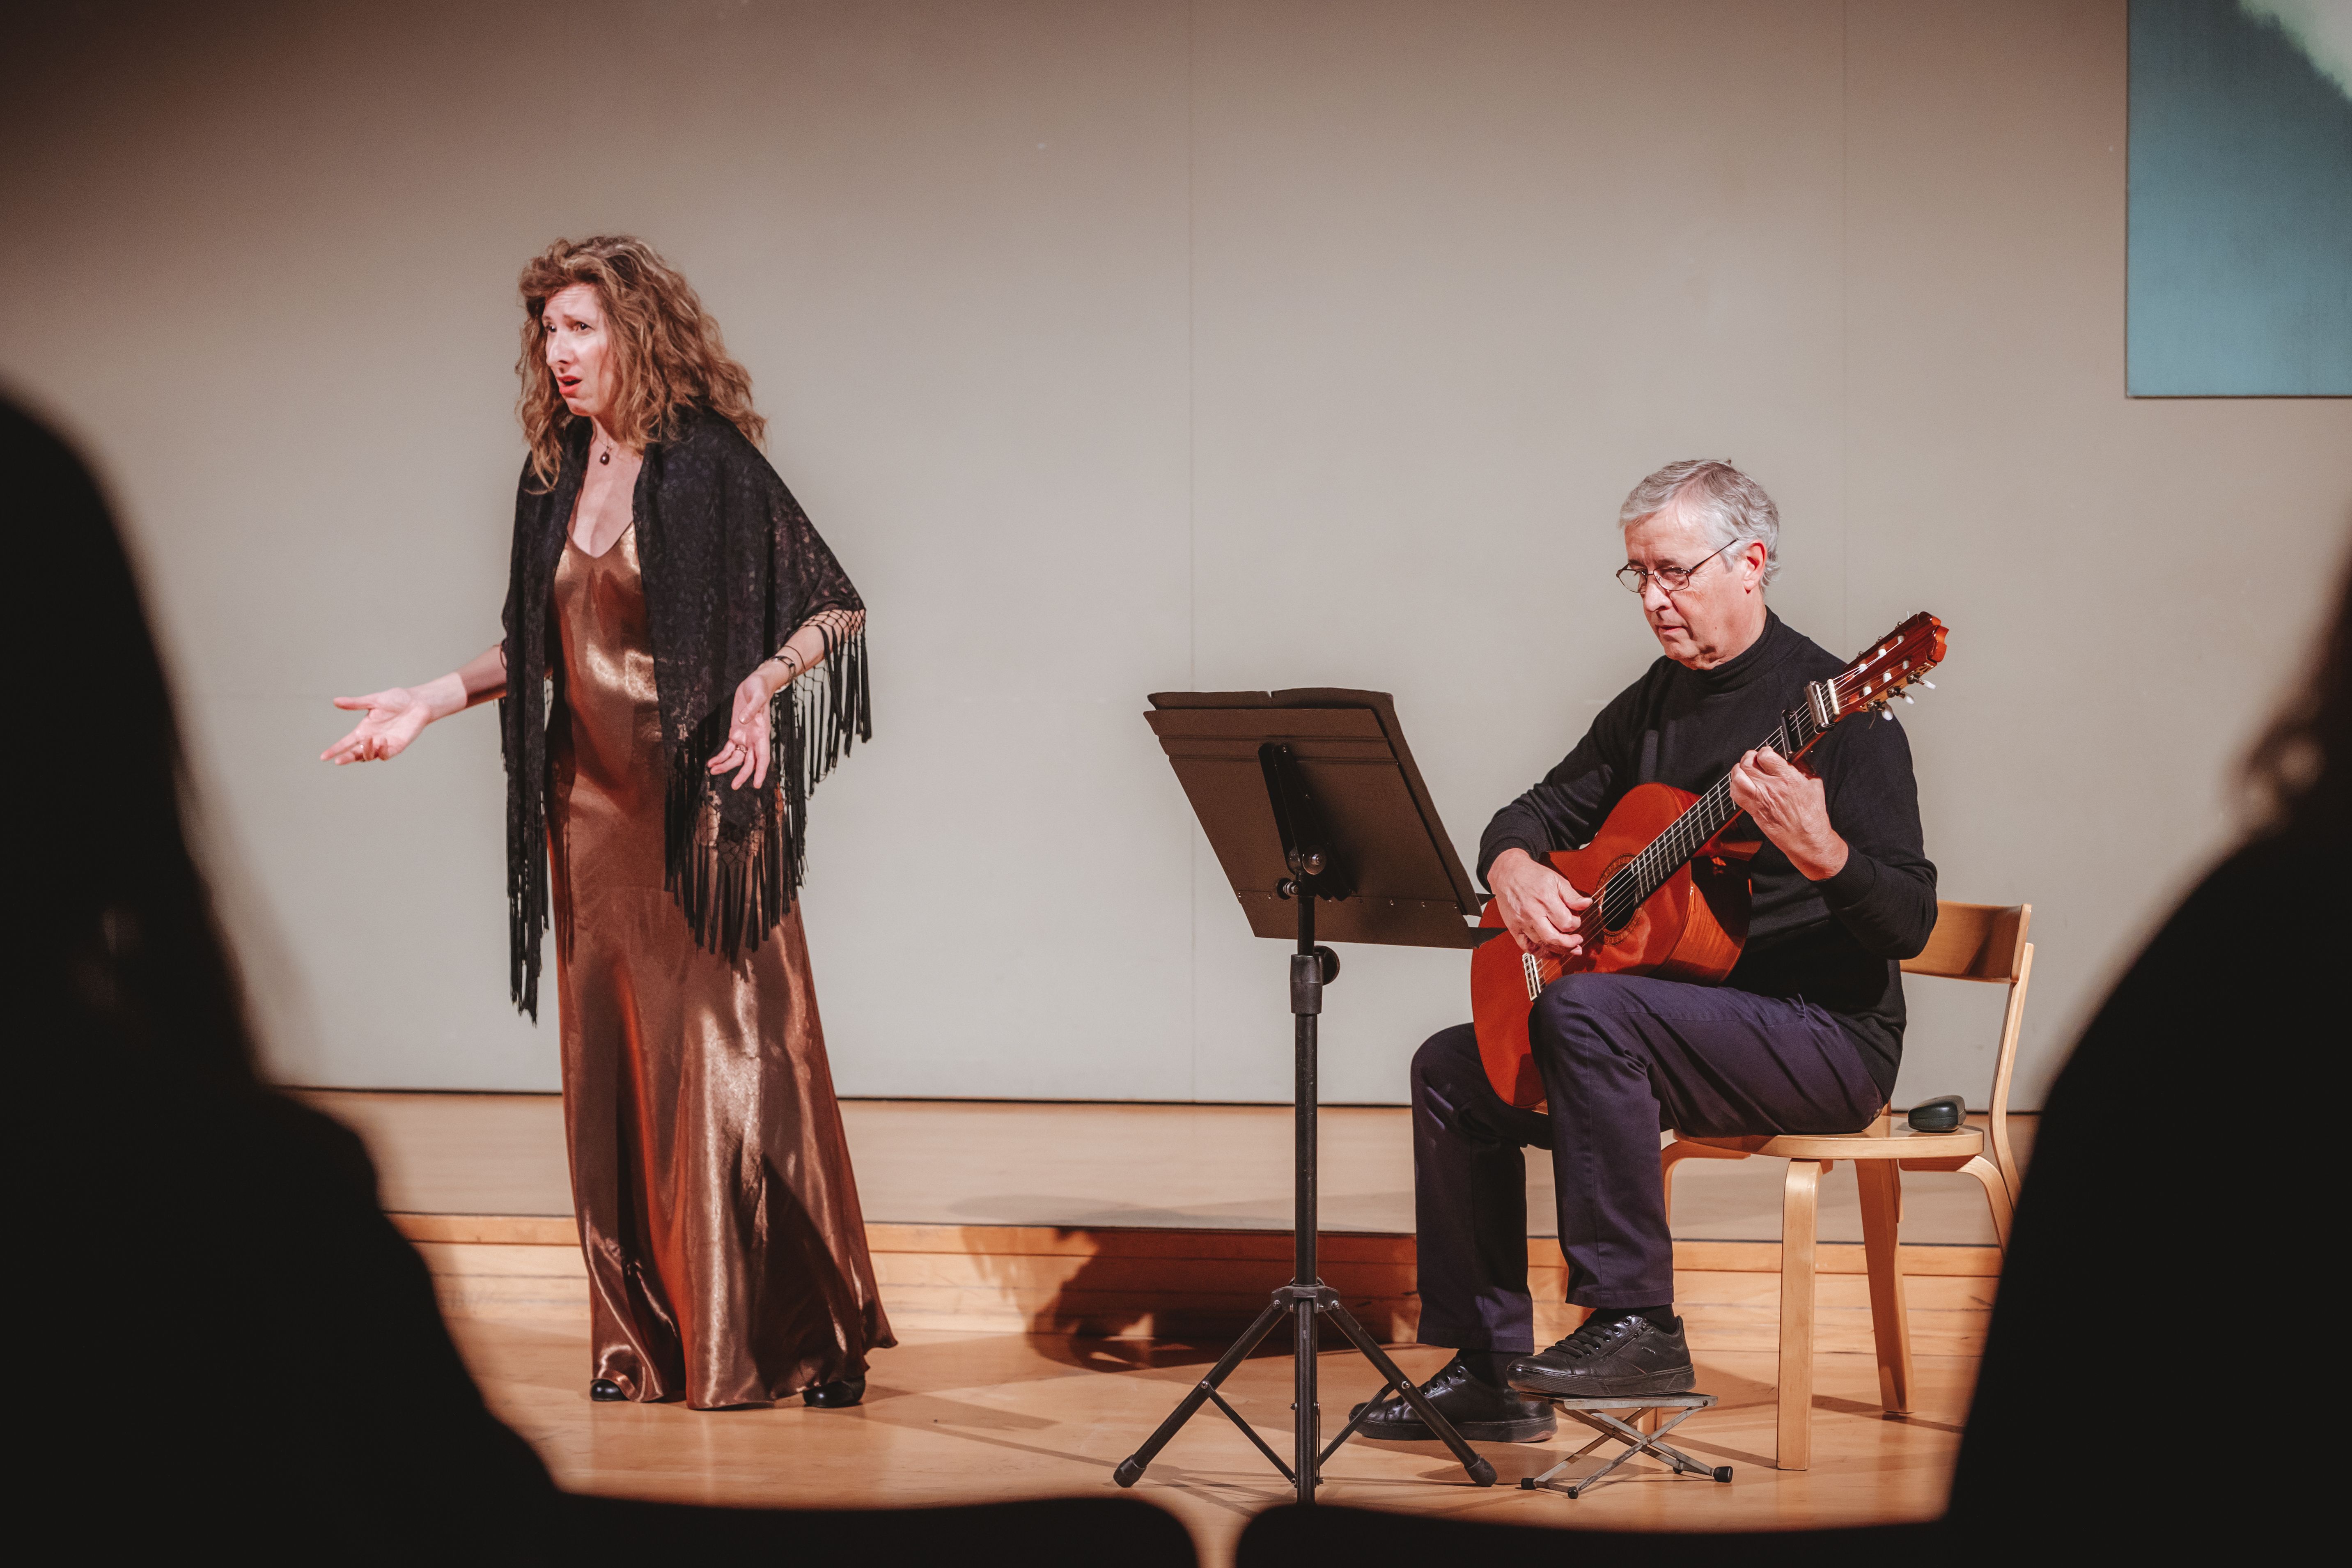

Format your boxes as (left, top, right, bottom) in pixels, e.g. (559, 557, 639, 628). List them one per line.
(1829, 612, 1947, 723)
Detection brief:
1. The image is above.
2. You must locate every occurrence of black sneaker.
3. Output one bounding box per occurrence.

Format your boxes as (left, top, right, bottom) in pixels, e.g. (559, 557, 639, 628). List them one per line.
(1347, 1357, 1556, 1443)
(1506, 1312, 1696, 1399)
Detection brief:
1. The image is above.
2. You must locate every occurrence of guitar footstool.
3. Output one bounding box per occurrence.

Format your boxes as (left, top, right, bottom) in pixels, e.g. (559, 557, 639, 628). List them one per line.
(1518, 1392, 1731, 1499)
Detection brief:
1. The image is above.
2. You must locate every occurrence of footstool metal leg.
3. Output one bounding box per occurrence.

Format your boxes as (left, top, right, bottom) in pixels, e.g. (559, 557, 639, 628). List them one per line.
(1563, 1422, 1650, 1499)
(1517, 1396, 1732, 1497)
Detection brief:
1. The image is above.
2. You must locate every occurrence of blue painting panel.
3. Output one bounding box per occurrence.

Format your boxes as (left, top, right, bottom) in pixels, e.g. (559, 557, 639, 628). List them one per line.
(2128, 0, 2352, 396)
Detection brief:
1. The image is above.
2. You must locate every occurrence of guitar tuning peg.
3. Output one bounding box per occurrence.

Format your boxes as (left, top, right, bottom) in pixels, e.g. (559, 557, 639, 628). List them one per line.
(1919, 680, 1934, 689)
(1901, 693, 1914, 704)
(1879, 708, 1894, 721)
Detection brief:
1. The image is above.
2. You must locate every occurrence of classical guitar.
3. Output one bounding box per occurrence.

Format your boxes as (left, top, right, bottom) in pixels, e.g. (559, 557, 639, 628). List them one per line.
(1471, 612, 1948, 1109)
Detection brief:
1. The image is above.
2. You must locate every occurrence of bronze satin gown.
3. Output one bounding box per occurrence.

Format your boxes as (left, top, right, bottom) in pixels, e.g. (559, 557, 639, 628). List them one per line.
(548, 524, 893, 1408)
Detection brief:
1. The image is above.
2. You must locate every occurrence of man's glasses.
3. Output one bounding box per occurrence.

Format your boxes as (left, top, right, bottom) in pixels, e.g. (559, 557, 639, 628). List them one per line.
(1616, 540, 1737, 595)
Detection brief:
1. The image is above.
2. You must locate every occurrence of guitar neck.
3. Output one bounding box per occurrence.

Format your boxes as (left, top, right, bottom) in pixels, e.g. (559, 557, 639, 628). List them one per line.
(1594, 682, 1838, 930)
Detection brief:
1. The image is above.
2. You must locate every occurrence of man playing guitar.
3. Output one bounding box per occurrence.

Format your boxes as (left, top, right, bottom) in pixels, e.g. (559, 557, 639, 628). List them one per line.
(1358, 459, 1938, 1443)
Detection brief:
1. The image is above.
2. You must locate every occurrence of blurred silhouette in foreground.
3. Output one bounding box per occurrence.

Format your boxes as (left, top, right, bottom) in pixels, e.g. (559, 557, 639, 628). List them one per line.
(1949, 538, 2350, 1538)
(1237, 551, 2352, 1560)
(16, 398, 556, 1557)
(13, 400, 1192, 1566)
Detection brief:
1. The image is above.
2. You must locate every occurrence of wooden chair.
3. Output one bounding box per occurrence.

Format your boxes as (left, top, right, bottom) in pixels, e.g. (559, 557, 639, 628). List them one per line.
(1659, 901, 2033, 1471)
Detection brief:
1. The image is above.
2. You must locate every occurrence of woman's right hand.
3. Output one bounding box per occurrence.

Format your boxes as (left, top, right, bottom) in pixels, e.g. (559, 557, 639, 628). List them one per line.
(321, 685, 438, 764)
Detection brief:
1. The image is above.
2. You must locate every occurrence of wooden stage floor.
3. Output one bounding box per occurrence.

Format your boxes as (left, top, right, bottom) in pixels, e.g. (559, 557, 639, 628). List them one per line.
(303, 1092, 2016, 1560)
(460, 1323, 1974, 1561)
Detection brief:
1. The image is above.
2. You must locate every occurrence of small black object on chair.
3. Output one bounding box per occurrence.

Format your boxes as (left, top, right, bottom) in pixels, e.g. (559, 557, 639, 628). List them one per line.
(1907, 1094, 1966, 1132)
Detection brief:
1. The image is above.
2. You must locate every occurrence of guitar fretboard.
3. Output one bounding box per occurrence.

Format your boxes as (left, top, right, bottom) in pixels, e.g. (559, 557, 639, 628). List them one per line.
(1592, 690, 1831, 933)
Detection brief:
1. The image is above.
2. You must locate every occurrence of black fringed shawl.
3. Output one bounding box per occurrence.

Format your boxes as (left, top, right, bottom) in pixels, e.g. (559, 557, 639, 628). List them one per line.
(499, 409, 870, 1018)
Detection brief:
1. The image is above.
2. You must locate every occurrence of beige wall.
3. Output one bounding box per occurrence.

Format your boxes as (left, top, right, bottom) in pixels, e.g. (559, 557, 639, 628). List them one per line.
(4, 1, 2343, 1106)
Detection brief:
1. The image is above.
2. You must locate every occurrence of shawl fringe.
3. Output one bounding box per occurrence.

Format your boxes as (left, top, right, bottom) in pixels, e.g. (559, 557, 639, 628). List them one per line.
(505, 679, 554, 1021)
(662, 623, 872, 963)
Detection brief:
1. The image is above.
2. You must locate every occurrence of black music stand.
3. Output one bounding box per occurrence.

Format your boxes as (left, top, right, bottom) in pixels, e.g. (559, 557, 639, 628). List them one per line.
(1112, 689, 1503, 1504)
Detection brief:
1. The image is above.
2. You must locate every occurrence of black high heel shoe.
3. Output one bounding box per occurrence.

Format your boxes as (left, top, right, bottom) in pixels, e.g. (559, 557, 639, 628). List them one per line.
(590, 1379, 628, 1402)
(802, 1376, 865, 1408)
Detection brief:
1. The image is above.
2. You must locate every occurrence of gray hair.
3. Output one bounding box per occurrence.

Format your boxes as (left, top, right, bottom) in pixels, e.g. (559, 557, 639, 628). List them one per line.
(1618, 459, 1781, 585)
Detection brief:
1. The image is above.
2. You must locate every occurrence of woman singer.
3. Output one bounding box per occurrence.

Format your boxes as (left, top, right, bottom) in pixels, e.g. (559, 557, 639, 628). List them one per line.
(324, 235, 893, 1410)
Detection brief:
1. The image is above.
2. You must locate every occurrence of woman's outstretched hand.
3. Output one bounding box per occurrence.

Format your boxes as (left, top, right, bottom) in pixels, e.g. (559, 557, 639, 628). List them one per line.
(321, 686, 436, 764)
(321, 647, 502, 766)
(708, 666, 786, 791)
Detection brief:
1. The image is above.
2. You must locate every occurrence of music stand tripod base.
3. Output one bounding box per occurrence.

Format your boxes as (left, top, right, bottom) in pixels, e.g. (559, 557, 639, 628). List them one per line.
(1518, 1391, 1731, 1499)
(1108, 887, 1496, 1499)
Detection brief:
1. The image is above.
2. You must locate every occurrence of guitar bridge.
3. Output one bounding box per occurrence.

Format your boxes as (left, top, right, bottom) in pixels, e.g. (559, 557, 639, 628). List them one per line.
(1522, 952, 1543, 1003)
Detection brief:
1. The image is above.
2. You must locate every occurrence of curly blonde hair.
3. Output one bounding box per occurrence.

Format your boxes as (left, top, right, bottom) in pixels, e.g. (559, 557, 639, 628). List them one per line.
(516, 236, 765, 487)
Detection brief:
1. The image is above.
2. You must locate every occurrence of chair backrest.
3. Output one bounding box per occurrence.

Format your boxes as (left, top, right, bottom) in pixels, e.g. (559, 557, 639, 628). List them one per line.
(1900, 901, 2028, 983)
(1899, 901, 2033, 1201)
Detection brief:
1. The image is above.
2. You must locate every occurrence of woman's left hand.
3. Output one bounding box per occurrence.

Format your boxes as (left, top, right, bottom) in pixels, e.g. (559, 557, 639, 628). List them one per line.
(707, 670, 778, 790)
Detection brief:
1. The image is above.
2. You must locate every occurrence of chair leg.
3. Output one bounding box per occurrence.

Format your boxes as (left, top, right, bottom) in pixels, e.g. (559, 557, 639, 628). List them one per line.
(1661, 1138, 1739, 1220)
(1777, 1160, 1820, 1471)
(1855, 1159, 1914, 1416)
(1649, 1142, 1689, 1439)
(1660, 1141, 1690, 1222)
(1960, 1155, 2015, 1251)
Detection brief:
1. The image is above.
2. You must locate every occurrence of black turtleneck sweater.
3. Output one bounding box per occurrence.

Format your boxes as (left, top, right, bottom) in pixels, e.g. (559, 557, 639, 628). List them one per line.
(1477, 610, 1937, 1094)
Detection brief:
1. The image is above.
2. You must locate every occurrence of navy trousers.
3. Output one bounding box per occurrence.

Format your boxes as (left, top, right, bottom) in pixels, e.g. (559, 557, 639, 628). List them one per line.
(1411, 971, 1884, 1352)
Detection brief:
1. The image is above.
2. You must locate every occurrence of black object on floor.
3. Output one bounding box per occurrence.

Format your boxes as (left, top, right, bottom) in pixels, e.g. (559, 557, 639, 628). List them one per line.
(562, 1494, 1197, 1563)
(803, 1377, 865, 1408)
(1507, 1312, 1697, 1399)
(590, 1380, 628, 1403)
(1348, 1357, 1556, 1443)
(1237, 1504, 1934, 1564)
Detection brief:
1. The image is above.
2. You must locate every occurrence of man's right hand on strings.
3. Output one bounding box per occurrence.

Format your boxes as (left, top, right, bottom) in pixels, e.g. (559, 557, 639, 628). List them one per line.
(1487, 847, 1592, 960)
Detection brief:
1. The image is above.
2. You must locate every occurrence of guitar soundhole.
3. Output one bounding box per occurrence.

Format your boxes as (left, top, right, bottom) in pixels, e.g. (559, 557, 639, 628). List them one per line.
(1595, 856, 1636, 941)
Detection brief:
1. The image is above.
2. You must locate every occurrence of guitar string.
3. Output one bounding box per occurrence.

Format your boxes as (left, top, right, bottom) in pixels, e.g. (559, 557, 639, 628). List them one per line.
(1528, 650, 1930, 981)
(1605, 705, 1811, 912)
(1599, 656, 1915, 924)
(1530, 709, 1807, 984)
